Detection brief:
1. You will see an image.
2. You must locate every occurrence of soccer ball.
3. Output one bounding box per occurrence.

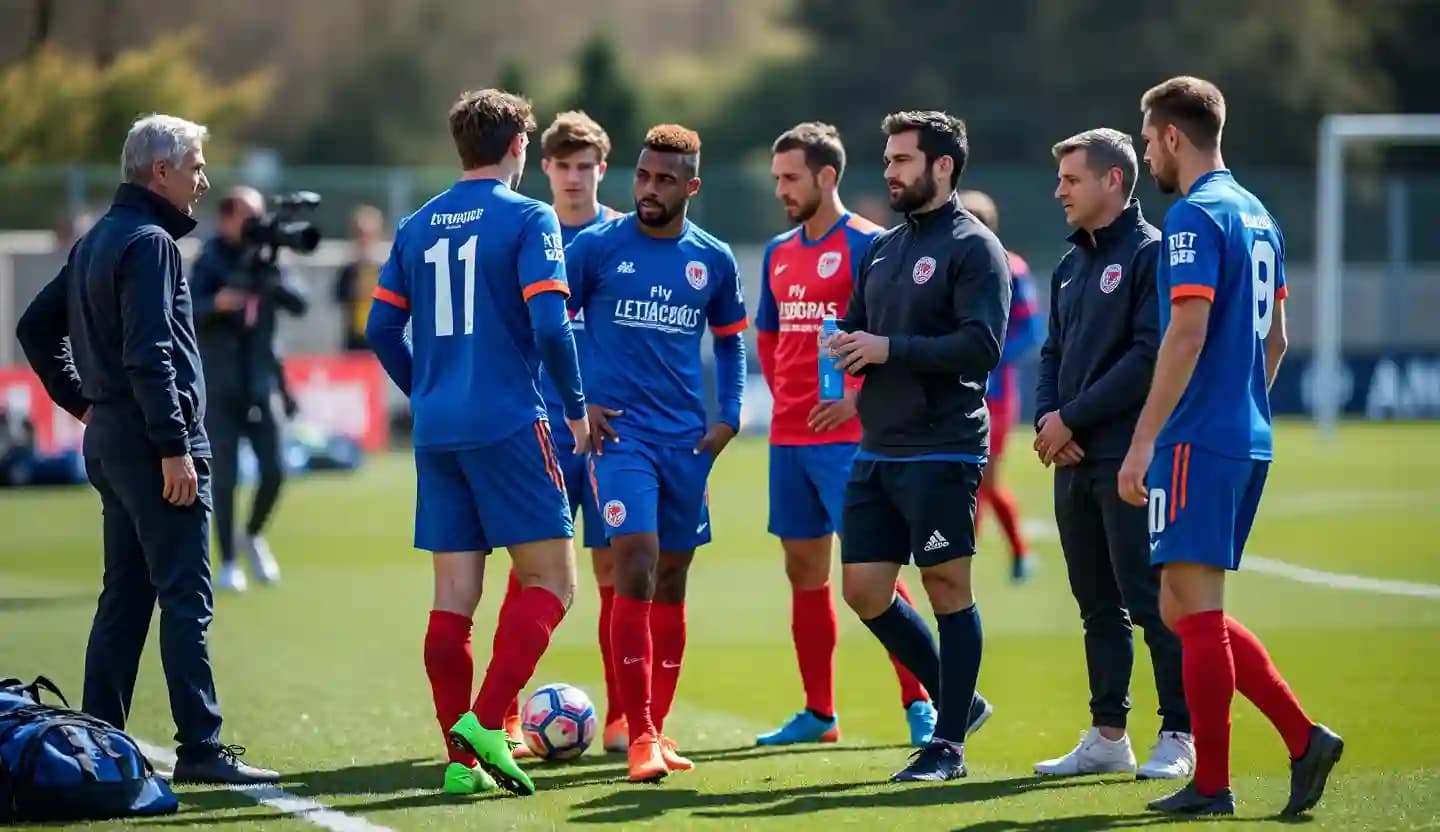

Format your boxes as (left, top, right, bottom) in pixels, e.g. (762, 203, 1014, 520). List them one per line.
(520, 683, 597, 760)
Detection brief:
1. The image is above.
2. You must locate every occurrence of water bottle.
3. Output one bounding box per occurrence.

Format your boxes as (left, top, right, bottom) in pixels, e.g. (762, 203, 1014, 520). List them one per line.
(818, 315, 844, 402)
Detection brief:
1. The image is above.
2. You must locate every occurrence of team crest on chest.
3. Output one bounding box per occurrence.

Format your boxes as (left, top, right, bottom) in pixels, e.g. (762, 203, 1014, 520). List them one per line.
(1100, 263, 1123, 294)
(685, 260, 709, 290)
(912, 256, 937, 285)
(816, 251, 843, 279)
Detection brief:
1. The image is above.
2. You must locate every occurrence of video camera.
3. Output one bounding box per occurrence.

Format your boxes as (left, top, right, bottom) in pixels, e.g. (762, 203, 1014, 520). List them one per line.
(242, 191, 323, 266)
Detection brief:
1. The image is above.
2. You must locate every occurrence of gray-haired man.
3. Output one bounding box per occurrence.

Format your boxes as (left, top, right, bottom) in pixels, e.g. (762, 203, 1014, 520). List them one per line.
(1031, 128, 1193, 780)
(16, 114, 278, 784)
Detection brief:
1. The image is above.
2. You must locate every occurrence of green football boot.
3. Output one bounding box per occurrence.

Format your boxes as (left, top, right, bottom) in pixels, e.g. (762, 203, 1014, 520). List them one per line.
(449, 712, 535, 796)
(442, 761, 497, 796)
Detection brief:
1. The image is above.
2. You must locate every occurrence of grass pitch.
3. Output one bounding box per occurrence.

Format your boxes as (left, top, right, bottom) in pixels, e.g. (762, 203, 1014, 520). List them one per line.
(2, 422, 1438, 830)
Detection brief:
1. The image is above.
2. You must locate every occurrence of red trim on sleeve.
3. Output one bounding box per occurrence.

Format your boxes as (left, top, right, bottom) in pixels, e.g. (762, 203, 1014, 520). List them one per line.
(710, 319, 748, 337)
(372, 287, 409, 310)
(1275, 284, 1288, 301)
(523, 279, 570, 301)
(1170, 284, 1216, 302)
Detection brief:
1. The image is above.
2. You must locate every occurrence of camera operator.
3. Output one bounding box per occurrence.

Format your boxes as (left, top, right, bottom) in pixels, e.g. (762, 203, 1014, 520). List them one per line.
(192, 186, 309, 592)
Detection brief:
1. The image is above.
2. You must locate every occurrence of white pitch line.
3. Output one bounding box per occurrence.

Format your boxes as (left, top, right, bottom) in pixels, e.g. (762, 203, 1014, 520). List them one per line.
(137, 741, 393, 832)
(1019, 518, 1440, 600)
(1244, 556, 1440, 600)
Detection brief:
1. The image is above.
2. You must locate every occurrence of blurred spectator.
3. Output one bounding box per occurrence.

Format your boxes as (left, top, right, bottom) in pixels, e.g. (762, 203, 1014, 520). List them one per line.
(191, 186, 309, 592)
(333, 204, 386, 351)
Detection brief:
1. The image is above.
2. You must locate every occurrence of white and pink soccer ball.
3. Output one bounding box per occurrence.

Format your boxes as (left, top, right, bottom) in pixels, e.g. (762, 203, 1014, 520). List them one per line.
(520, 683, 597, 760)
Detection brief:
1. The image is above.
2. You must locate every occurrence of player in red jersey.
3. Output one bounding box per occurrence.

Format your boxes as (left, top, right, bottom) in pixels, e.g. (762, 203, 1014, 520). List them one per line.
(494, 111, 629, 758)
(959, 191, 1044, 582)
(754, 123, 992, 747)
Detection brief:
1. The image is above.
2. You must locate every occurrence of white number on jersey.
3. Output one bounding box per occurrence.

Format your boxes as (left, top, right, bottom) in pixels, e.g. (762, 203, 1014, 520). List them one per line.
(1251, 239, 1277, 340)
(1148, 488, 1167, 535)
(424, 235, 478, 337)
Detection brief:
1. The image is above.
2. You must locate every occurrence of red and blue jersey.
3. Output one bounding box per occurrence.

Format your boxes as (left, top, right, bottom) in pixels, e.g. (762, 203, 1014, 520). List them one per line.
(566, 214, 748, 447)
(373, 178, 568, 450)
(987, 251, 1043, 405)
(754, 213, 880, 445)
(1157, 169, 1288, 461)
(538, 205, 622, 437)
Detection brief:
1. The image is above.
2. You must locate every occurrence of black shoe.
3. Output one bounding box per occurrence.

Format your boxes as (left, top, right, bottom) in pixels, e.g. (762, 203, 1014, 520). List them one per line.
(890, 740, 967, 782)
(173, 744, 280, 785)
(1148, 780, 1236, 815)
(1282, 724, 1344, 817)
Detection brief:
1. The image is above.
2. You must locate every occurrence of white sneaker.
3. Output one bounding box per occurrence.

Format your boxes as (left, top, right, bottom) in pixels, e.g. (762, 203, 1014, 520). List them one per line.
(1137, 731, 1196, 780)
(241, 534, 281, 585)
(216, 561, 248, 593)
(1035, 727, 1137, 776)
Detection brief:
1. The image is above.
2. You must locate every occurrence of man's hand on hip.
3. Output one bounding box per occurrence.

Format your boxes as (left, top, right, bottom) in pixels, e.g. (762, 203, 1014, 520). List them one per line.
(586, 403, 622, 456)
(694, 423, 737, 459)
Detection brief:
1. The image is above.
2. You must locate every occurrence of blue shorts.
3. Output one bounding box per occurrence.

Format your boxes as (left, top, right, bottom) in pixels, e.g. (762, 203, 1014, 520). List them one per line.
(1147, 442, 1269, 571)
(413, 420, 572, 553)
(555, 441, 608, 550)
(588, 439, 714, 551)
(768, 443, 858, 539)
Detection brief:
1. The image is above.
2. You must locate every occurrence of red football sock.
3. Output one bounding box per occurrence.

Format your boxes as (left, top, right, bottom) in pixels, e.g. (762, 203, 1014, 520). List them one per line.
(598, 585, 622, 725)
(891, 579, 931, 706)
(493, 570, 523, 723)
(1226, 616, 1314, 759)
(423, 610, 476, 765)
(791, 585, 838, 718)
(1175, 610, 1235, 796)
(611, 595, 656, 743)
(650, 601, 687, 734)
(987, 485, 1028, 559)
(472, 585, 566, 729)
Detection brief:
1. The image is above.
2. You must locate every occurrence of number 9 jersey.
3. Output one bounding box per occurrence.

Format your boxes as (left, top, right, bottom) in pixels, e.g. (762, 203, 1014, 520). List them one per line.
(1156, 169, 1288, 462)
(375, 178, 569, 450)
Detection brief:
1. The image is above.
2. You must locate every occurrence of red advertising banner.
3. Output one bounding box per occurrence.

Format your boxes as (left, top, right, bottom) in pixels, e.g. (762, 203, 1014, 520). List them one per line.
(0, 353, 391, 455)
(0, 368, 83, 455)
(283, 353, 391, 452)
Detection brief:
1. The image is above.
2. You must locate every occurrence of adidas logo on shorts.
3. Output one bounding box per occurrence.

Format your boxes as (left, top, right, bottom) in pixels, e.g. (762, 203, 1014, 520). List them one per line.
(923, 530, 949, 552)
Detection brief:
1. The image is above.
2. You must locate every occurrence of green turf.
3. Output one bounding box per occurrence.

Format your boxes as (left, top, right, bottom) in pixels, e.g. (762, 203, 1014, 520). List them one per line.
(2, 421, 1437, 830)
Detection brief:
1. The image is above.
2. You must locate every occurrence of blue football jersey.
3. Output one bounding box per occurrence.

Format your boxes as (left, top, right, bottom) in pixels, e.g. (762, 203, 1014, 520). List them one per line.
(376, 178, 569, 450)
(1157, 169, 1288, 460)
(538, 205, 621, 437)
(566, 214, 748, 447)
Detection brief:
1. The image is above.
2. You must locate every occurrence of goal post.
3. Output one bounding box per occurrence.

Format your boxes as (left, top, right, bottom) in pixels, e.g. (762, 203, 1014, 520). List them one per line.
(1313, 113, 1440, 437)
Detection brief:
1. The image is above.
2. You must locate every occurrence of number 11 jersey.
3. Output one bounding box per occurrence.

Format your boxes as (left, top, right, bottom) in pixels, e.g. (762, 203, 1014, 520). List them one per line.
(1157, 169, 1288, 461)
(375, 177, 569, 450)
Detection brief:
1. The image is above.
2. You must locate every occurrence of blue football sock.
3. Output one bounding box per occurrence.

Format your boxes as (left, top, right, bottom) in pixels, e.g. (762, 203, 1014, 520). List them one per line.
(933, 603, 983, 744)
(862, 596, 941, 695)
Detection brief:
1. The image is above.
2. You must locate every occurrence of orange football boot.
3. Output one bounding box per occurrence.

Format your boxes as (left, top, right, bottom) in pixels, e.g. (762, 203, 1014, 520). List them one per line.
(627, 733, 669, 783)
(658, 736, 693, 772)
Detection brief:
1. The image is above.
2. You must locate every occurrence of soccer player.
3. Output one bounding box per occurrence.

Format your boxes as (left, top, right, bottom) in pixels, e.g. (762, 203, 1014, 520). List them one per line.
(754, 122, 941, 747)
(958, 190, 1043, 582)
(365, 89, 589, 798)
(493, 110, 628, 758)
(1119, 76, 1343, 816)
(566, 124, 747, 783)
(833, 111, 1010, 783)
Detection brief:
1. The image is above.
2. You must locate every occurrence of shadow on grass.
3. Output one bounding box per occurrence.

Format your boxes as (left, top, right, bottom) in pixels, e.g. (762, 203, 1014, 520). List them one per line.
(567, 774, 1124, 825)
(0, 594, 94, 613)
(129, 753, 634, 827)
